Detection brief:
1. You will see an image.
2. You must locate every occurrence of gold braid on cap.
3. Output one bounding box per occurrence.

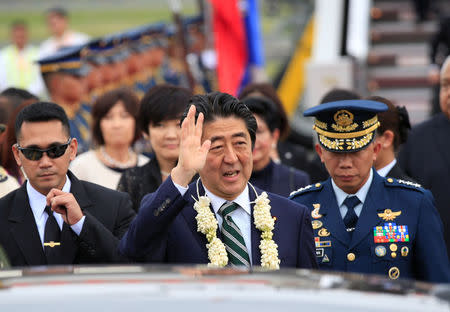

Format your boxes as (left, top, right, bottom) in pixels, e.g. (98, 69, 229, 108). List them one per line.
(40, 61, 82, 73)
(313, 122, 380, 139)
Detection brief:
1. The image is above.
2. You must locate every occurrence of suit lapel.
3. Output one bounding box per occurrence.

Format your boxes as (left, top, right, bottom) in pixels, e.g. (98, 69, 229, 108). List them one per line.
(318, 180, 351, 247)
(249, 186, 262, 267)
(8, 183, 46, 265)
(350, 172, 386, 249)
(180, 181, 209, 258)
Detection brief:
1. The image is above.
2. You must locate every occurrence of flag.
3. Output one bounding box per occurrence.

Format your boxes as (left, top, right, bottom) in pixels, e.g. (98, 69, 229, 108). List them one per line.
(210, 0, 247, 96)
(240, 0, 265, 93)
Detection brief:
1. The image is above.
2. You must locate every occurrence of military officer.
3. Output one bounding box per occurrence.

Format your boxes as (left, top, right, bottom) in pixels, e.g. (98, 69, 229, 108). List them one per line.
(38, 45, 92, 154)
(290, 100, 450, 283)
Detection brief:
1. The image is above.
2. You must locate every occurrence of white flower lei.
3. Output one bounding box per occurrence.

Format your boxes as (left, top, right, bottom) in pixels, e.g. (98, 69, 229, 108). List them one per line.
(192, 178, 280, 270)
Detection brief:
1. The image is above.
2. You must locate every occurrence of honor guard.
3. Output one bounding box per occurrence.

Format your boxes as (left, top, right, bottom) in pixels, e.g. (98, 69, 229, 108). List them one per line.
(38, 44, 92, 154)
(82, 38, 107, 104)
(290, 99, 450, 283)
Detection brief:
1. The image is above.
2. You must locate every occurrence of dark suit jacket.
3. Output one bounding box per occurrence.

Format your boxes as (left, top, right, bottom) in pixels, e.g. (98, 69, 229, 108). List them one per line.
(118, 157, 162, 213)
(119, 177, 318, 269)
(0, 171, 136, 266)
(398, 113, 450, 257)
(250, 160, 310, 197)
(386, 162, 415, 182)
(290, 170, 450, 283)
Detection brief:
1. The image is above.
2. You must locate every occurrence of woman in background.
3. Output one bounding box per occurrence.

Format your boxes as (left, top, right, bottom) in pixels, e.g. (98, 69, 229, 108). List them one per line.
(70, 87, 148, 189)
(242, 96, 310, 197)
(117, 84, 191, 212)
(368, 95, 413, 180)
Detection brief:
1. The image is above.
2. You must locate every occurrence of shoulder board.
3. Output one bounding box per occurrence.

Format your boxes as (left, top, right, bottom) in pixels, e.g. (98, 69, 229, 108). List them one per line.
(290, 182, 324, 197)
(384, 177, 424, 192)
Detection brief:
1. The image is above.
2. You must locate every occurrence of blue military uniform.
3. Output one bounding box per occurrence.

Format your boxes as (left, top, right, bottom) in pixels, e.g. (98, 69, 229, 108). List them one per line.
(290, 99, 450, 283)
(37, 45, 92, 154)
(290, 171, 450, 283)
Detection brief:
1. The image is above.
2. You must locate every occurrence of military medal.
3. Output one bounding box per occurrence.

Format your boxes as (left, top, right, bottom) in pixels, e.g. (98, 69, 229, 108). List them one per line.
(388, 267, 400, 280)
(375, 245, 386, 257)
(378, 209, 401, 221)
(312, 220, 323, 229)
(322, 254, 330, 263)
(311, 204, 322, 219)
(401, 246, 409, 257)
(373, 223, 409, 243)
(315, 237, 331, 248)
(318, 228, 330, 237)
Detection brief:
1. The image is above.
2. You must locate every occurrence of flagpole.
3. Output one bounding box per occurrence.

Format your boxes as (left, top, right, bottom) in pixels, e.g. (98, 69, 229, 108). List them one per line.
(167, 0, 197, 91)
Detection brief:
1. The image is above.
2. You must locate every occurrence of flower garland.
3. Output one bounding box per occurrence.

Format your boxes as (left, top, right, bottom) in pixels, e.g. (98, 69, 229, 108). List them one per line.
(192, 178, 280, 270)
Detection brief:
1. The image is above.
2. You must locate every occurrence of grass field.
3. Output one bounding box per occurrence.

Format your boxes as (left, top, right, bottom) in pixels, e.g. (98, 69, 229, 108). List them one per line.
(0, 6, 197, 46)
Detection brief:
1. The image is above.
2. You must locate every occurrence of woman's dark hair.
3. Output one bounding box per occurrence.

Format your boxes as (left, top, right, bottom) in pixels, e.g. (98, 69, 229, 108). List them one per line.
(241, 96, 281, 133)
(368, 95, 411, 150)
(239, 82, 289, 139)
(92, 87, 140, 145)
(139, 84, 192, 135)
(182, 92, 257, 147)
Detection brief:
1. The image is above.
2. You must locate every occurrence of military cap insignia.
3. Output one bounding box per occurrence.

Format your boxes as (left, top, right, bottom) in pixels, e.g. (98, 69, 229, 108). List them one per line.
(378, 209, 401, 221)
(332, 110, 358, 132)
(304, 99, 387, 152)
(311, 203, 323, 219)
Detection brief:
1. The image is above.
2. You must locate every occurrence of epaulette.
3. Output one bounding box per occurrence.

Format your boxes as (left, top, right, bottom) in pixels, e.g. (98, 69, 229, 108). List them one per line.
(0, 167, 8, 183)
(289, 182, 324, 197)
(384, 177, 424, 192)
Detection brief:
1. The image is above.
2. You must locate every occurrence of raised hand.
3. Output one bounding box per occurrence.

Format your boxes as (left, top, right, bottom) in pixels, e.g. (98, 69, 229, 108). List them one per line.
(171, 105, 211, 186)
(46, 188, 84, 225)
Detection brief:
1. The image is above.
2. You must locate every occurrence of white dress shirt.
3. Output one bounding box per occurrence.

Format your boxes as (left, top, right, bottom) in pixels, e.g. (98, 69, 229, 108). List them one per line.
(376, 158, 397, 178)
(331, 168, 373, 219)
(173, 180, 253, 264)
(26, 175, 85, 248)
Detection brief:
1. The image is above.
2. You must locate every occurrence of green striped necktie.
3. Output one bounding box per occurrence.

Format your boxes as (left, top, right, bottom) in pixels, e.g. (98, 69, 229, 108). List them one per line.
(218, 201, 250, 267)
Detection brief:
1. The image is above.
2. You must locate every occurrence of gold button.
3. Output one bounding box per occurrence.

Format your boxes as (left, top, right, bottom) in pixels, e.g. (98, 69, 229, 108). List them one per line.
(315, 183, 321, 188)
(390, 243, 397, 252)
(391, 252, 397, 258)
(387, 178, 394, 183)
(347, 253, 356, 261)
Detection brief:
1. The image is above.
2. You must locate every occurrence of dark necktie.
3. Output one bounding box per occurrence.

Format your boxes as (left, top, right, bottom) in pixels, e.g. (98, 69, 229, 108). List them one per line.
(343, 196, 361, 233)
(44, 206, 62, 264)
(218, 202, 251, 267)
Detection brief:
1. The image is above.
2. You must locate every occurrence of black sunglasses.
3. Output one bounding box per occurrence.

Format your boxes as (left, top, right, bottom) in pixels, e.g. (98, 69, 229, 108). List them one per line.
(17, 138, 72, 161)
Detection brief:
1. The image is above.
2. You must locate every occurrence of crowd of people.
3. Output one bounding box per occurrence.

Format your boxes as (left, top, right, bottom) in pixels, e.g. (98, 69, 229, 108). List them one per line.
(0, 7, 449, 283)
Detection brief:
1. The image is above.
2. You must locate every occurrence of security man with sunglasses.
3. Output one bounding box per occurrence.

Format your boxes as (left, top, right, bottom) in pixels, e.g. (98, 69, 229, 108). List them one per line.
(0, 101, 136, 266)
